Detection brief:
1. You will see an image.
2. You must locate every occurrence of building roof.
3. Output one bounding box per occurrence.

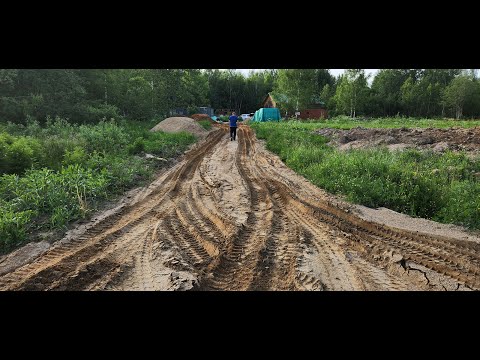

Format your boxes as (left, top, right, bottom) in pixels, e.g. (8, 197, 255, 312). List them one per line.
(262, 92, 289, 106)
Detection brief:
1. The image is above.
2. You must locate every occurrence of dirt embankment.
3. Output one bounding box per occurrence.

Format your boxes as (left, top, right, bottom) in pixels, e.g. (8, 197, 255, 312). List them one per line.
(315, 126, 480, 154)
(150, 116, 210, 139)
(1, 123, 479, 291)
(190, 114, 216, 123)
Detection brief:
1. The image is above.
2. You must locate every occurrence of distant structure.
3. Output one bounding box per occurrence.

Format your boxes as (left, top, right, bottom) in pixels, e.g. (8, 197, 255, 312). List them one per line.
(261, 93, 328, 119)
(169, 108, 188, 116)
(215, 108, 236, 116)
(198, 106, 214, 117)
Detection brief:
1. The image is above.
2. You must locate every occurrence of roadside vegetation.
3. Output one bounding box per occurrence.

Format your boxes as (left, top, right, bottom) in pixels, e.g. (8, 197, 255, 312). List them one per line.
(0, 117, 195, 253)
(198, 120, 212, 130)
(291, 115, 480, 129)
(2, 68, 480, 254)
(252, 118, 480, 231)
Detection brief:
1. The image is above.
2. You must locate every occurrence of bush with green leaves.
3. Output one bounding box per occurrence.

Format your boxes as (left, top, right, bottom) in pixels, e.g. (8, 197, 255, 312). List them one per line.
(198, 120, 212, 130)
(85, 103, 121, 123)
(0, 117, 197, 254)
(128, 137, 146, 154)
(78, 119, 129, 153)
(0, 132, 43, 175)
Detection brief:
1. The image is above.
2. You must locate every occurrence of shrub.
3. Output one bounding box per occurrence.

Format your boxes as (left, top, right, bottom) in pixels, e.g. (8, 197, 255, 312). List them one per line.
(0, 208, 36, 253)
(128, 137, 146, 154)
(0, 118, 198, 253)
(85, 104, 121, 123)
(0, 132, 42, 175)
(63, 146, 88, 166)
(198, 120, 212, 130)
(78, 120, 129, 153)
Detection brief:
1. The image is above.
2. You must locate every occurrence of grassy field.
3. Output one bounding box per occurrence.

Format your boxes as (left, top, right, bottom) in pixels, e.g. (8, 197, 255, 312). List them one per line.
(0, 117, 196, 253)
(288, 115, 480, 130)
(252, 118, 480, 230)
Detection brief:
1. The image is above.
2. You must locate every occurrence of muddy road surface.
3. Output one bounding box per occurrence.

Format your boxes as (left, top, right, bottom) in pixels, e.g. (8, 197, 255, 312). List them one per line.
(1, 125, 479, 291)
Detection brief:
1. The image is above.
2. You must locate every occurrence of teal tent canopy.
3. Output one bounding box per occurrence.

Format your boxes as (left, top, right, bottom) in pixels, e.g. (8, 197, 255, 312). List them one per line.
(251, 108, 281, 122)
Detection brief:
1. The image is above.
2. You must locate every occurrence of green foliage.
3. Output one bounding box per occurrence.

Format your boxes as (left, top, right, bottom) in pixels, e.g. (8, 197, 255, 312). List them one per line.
(0, 207, 36, 252)
(198, 120, 212, 130)
(252, 121, 480, 230)
(142, 131, 196, 158)
(442, 75, 479, 119)
(78, 120, 129, 153)
(296, 116, 480, 129)
(0, 118, 196, 253)
(85, 103, 121, 122)
(333, 69, 371, 118)
(63, 146, 88, 166)
(0, 132, 42, 174)
(128, 137, 146, 154)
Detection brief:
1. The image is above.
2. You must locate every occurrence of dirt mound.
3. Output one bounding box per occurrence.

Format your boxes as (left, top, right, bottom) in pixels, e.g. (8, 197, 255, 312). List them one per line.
(315, 126, 480, 154)
(150, 117, 209, 138)
(190, 114, 215, 123)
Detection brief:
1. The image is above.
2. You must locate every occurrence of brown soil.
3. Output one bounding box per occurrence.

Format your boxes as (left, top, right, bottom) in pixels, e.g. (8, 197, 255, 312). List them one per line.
(150, 117, 209, 138)
(190, 114, 215, 123)
(315, 126, 480, 154)
(1, 124, 479, 291)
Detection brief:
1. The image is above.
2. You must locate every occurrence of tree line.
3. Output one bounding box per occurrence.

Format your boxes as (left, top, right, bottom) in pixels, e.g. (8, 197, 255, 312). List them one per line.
(1, 69, 479, 124)
(0, 69, 276, 124)
(273, 69, 480, 119)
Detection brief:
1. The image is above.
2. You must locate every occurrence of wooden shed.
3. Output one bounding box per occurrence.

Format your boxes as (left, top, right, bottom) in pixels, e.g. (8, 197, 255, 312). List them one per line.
(261, 93, 328, 119)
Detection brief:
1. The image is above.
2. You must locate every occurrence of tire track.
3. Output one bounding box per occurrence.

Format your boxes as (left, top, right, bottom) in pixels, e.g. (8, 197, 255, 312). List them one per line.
(2, 124, 479, 291)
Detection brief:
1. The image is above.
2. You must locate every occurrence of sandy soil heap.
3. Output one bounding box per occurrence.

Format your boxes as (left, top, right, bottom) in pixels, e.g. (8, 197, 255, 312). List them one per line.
(150, 117, 209, 138)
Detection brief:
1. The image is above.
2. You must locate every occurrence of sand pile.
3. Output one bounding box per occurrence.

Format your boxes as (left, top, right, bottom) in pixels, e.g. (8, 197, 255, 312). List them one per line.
(150, 117, 209, 138)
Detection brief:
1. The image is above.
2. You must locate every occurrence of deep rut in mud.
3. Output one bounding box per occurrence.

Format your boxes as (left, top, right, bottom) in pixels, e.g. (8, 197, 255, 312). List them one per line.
(1, 125, 480, 291)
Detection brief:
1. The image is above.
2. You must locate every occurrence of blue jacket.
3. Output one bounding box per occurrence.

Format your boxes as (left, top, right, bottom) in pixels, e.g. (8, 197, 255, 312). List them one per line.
(229, 115, 238, 127)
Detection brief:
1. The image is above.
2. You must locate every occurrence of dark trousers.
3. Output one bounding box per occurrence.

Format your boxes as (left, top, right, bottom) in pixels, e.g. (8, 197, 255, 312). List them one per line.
(230, 126, 237, 140)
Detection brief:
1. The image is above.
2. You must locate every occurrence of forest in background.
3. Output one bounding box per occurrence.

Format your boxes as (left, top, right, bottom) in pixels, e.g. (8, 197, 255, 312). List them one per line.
(1, 69, 480, 125)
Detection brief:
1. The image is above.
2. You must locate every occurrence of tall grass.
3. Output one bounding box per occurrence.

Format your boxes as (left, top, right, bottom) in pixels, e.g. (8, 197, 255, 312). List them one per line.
(198, 120, 212, 130)
(252, 120, 480, 230)
(295, 115, 480, 129)
(0, 117, 196, 253)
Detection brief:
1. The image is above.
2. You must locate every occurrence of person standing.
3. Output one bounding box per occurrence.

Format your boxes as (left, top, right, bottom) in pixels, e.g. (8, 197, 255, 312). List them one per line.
(229, 111, 238, 141)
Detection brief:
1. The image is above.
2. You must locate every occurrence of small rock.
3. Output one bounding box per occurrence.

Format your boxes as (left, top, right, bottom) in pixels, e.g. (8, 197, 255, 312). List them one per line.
(433, 142, 449, 152)
(391, 254, 403, 263)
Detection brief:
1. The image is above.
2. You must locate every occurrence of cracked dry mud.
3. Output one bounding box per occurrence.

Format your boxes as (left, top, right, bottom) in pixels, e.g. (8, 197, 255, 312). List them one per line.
(1, 124, 479, 291)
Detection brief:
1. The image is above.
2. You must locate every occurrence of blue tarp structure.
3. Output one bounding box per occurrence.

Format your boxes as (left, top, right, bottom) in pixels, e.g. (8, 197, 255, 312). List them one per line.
(251, 108, 281, 122)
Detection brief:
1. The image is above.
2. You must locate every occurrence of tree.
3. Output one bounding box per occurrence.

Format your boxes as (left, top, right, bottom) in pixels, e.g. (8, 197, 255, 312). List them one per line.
(442, 75, 476, 119)
(273, 69, 319, 114)
(371, 69, 409, 116)
(333, 69, 370, 118)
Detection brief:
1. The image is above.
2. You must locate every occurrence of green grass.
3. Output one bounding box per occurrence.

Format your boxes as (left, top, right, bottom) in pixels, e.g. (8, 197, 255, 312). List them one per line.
(297, 115, 480, 130)
(198, 120, 212, 130)
(251, 119, 480, 231)
(0, 117, 196, 254)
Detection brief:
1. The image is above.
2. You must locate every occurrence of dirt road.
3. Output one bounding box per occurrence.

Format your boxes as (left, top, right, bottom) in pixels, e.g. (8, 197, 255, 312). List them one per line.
(1, 125, 479, 291)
